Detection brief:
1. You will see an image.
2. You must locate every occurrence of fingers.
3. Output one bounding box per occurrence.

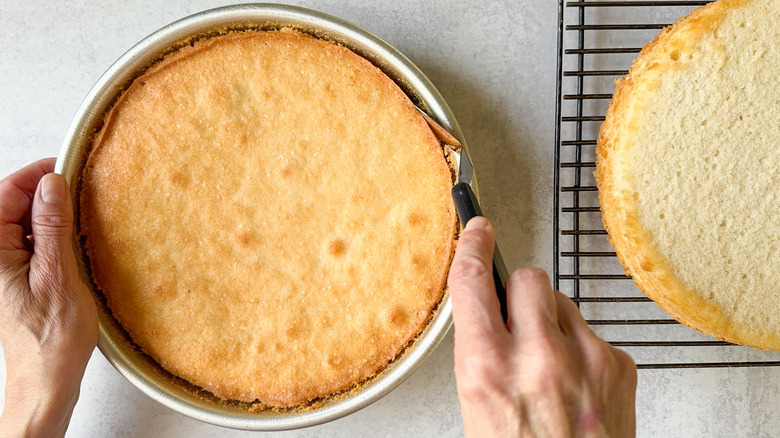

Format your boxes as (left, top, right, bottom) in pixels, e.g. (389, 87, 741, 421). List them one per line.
(553, 291, 595, 339)
(506, 267, 559, 338)
(0, 158, 56, 225)
(29, 173, 77, 284)
(449, 217, 507, 341)
(554, 291, 630, 362)
(554, 291, 637, 387)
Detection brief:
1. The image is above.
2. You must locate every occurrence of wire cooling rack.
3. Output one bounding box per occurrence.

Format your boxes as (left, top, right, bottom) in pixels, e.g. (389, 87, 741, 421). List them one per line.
(554, 0, 780, 368)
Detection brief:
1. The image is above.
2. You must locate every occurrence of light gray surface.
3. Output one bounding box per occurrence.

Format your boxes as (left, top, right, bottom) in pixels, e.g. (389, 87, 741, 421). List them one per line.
(1, 1, 778, 437)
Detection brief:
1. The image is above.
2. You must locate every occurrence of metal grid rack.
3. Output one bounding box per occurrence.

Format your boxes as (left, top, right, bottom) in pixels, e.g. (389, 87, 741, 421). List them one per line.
(554, 0, 780, 369)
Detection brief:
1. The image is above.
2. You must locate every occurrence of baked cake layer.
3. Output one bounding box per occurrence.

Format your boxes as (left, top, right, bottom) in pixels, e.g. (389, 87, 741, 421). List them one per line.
(596, 0, 780, 350)
(80, 30, 457, 407)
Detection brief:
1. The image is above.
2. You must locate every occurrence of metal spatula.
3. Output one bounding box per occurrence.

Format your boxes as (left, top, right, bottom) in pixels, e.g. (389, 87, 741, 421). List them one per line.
(418, 109, 510, 322)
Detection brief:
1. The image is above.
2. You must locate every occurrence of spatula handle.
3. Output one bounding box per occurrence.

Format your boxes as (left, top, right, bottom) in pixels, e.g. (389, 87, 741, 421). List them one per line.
(451, 182, 509, 322)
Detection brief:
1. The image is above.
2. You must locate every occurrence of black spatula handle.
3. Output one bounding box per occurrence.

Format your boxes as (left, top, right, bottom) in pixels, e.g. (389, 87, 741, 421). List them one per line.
(451, 182, 509, 322)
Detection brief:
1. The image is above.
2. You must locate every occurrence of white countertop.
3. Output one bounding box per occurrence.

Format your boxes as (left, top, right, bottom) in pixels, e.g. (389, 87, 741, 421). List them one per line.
(1, 1, 778, 436)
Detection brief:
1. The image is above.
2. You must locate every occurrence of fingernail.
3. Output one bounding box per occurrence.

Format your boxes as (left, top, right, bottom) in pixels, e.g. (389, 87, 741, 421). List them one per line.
(465, 216, 489, 231)
(41, 174, 65, 204)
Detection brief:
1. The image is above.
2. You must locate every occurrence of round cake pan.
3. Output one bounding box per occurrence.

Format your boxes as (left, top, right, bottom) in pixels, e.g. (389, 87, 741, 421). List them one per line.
(56, 3, 473, 431)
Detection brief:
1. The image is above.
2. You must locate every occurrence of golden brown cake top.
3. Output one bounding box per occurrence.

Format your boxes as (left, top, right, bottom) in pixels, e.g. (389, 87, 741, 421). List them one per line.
(596, 0, 780, 350)
(80, 29, 457, 407)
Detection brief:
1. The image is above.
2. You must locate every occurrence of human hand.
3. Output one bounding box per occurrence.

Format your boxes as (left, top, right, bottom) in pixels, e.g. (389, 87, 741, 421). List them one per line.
(0, 158, 98, 438)
(449, 217, 637, 437)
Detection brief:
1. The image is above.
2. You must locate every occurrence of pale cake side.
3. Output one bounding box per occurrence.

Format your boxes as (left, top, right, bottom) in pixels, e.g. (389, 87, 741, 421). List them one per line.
(596, 0, 780, 350)
(80, 30, 457, 407)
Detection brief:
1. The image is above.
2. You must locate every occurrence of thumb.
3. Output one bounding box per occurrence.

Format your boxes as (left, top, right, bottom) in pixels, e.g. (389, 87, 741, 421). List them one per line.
(30, 173, 76, 273)
(449, 217, 506, 341)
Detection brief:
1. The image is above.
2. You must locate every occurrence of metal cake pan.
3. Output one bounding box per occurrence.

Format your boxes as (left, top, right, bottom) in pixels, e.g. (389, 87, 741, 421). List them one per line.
(55, 3, 474, 431)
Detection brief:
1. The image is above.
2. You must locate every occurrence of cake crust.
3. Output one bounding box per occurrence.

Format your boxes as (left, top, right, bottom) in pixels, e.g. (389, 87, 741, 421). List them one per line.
(596, 0, 780, 351)
(80, 30, 457, 407)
